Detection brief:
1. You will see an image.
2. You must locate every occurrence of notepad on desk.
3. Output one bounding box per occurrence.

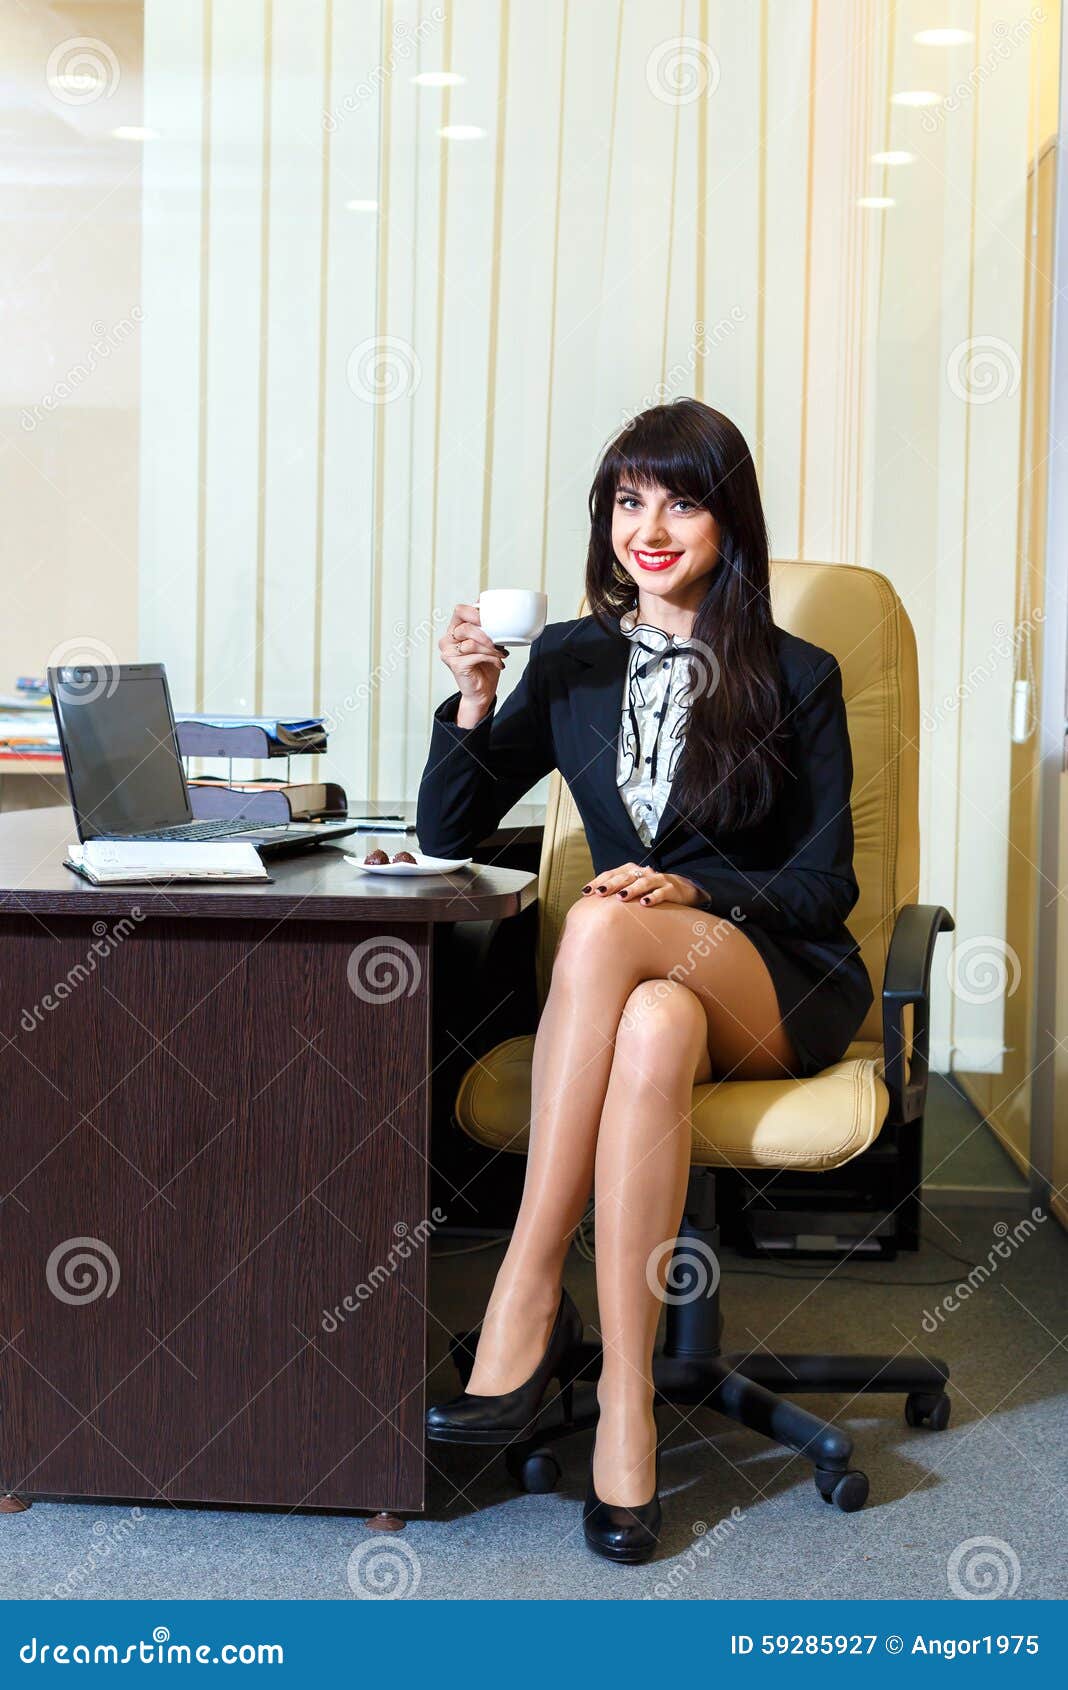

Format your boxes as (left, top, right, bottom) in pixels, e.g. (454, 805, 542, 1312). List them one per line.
(64, 841, 270, 886)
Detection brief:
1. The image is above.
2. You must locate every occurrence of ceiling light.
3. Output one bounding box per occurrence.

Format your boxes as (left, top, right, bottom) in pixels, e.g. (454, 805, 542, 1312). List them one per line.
(111, 125, 159, 140)
(857, 196, 896, 208)
(871, 150, 916, 165)
(438, 124, 485, 140)
(890, 90, 942, 107)
(412, 71, 465, 87)
(345, 199, 378, 211)
(914, 28, 974, 46)
(50, 72, 104, 93)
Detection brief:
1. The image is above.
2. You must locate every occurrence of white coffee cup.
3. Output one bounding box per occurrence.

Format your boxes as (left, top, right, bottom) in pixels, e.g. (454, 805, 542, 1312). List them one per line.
(477, 588, 548, 648)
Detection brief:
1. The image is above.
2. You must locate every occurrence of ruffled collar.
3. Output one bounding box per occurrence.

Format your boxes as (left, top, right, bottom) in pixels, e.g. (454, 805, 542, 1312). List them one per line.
(618, 608, 698, 653)
(618, 610, 700, 680)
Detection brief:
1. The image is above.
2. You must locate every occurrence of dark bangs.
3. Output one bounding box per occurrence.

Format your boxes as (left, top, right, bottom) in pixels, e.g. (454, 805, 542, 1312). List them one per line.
(599, 406, 732, 513)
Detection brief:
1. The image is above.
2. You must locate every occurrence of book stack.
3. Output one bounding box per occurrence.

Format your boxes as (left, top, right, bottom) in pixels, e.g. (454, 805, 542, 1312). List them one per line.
(0, 679, 61, 764)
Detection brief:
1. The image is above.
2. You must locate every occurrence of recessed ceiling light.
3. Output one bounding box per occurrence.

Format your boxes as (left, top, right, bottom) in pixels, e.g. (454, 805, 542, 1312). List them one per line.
(438, 124, 485, 140)
(891, 90, 942, 107)
(412, 71, 465, 87)
(914, 28, 974, 46)
(872, 150, 916, 166)
(858, 196, 896, 209)
(344, 198, 378, 212)
(50, 71, 104, 93)
(111, 125, 159, 140)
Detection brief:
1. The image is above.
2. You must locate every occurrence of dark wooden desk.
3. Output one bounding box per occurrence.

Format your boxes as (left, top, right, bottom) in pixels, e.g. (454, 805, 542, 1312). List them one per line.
(0, 808, 536, 1514)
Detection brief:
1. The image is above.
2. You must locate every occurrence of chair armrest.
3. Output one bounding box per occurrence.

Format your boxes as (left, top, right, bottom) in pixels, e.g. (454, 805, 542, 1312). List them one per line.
(881, 903, 955, 1124)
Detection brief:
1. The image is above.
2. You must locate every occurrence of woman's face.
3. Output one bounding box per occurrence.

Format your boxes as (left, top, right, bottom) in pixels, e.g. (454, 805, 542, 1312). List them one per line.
(611, 478, 721, 610)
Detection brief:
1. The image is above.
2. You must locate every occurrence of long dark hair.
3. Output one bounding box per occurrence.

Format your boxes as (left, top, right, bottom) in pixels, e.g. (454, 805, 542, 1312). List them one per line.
(584, 397, 788, 836)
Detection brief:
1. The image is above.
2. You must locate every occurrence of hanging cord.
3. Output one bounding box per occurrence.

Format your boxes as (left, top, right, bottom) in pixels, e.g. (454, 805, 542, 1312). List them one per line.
(569, 1209, 988, 1289)
(433, 1236, 510, 1258)
(430, 1220, 989, 1286)
(708, 1227, 991, 1287)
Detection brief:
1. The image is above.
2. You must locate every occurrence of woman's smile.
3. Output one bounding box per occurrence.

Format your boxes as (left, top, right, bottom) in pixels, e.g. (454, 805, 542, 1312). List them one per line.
(631, 548, 683, 571)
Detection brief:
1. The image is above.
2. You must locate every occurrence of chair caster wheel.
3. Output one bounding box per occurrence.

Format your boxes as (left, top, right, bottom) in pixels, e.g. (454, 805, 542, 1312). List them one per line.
(899, 1392, 953, 1433)
(505, 1445, 561, 1494)
(814, 1468, 869, 1512)
(905, 1391, 951, 1430)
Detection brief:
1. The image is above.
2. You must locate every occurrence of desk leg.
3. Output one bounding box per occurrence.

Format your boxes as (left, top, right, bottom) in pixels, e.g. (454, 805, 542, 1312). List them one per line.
(0, 915, 433, 1514)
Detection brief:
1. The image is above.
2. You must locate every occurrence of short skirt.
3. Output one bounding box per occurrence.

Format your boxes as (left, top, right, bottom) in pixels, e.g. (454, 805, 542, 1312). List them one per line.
(730, 920, 875, 1079)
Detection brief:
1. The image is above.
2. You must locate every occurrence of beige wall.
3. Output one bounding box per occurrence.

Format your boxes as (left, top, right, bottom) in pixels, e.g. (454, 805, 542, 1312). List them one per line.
(0, 0, 143, 690)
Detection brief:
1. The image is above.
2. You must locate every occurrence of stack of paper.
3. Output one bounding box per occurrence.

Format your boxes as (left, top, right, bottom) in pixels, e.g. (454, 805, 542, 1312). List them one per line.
(0, 709, 61, 758)
(174, 715, 327, 759)
(65, 841, 269, 885)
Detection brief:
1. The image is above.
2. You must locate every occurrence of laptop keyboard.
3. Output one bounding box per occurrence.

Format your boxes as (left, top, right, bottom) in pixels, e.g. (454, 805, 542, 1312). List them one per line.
(118, 818, 282, 842)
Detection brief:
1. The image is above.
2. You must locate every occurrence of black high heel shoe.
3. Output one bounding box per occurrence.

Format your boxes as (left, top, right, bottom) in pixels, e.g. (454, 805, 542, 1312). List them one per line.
(425, 1288, 584, 1445)
(583, 1442, 662, 1564)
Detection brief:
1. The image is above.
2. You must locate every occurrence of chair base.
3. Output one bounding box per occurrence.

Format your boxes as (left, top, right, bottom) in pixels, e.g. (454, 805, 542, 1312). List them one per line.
(458, 1339, 949, 1513)
(441, 1171, 951, 1515)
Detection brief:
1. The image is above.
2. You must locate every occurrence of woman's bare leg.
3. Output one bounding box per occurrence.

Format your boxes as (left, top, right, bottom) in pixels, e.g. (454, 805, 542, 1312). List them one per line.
(591, 978, 709, 1507)
(464, 901, 640, 1392)
(464, 894, 796, 1397)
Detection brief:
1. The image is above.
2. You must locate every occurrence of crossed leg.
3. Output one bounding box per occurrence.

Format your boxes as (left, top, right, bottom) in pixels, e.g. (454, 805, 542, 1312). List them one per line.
(464, 893, 799, 1504)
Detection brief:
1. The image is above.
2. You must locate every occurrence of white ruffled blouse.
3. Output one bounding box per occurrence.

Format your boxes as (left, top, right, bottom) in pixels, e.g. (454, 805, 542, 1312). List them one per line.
(615, 609, 700, 848)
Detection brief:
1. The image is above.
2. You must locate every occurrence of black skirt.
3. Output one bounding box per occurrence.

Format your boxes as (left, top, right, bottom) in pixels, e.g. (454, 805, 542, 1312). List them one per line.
(729, 919, 875, 1079)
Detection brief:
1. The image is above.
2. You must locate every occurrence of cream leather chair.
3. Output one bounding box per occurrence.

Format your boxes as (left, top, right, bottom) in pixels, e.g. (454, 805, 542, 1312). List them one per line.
(448, 562, 955, 1512)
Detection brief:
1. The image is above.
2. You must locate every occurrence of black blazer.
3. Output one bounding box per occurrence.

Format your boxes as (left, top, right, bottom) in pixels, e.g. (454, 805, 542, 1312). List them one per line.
(416, 614, 875, 1076)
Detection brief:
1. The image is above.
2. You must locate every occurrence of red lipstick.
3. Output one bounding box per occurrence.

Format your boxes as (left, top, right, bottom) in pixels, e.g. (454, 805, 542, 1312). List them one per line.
(632, 549, 683, 572)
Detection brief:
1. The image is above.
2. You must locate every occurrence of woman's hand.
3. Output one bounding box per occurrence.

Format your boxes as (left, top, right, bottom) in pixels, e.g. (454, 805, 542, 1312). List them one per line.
(439, 602, 508, 729)
(580, 863, 708, 909)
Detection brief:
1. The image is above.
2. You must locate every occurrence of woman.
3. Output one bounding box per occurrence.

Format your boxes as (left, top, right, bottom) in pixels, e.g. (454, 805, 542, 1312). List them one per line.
(416, 398, 873, 1563)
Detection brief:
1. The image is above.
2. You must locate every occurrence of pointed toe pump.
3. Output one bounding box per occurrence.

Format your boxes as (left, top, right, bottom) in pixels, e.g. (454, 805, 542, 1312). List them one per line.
(425, 1288, 584, 1445)
(583, 1448, 662, 1564)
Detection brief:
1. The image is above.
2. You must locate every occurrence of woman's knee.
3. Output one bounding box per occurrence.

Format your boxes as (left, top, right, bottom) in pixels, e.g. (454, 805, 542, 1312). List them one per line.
(614, 979, 707, 1084)
(553, 891, 635, 974)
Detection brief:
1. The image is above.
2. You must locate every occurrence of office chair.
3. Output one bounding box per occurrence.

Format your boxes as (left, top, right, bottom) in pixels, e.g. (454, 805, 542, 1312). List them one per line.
(444, 562, 954, 1513)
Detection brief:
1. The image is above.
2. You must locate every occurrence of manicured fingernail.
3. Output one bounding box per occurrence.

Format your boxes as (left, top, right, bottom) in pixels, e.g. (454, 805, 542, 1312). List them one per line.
(617, 890, 628, 898)
(581, 884, 591, 893)
(596, 886, 607, 894)
(640, 896, 650, 904)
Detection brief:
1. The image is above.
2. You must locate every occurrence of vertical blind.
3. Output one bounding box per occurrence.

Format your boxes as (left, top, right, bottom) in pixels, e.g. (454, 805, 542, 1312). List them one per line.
(139, 0, 1047, 1072)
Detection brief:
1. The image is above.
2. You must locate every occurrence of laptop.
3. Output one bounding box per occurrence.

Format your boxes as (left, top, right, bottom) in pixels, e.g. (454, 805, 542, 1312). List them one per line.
(47, 662, 360, 853)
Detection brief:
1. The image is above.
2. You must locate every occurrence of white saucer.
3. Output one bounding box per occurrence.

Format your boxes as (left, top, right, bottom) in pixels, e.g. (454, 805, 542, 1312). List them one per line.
(345, 850, 474, 876)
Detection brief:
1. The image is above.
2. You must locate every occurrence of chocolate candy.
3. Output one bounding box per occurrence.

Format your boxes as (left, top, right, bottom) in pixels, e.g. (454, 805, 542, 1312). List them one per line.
(364, 848, 390, 865)
(391, 851, 417, 865)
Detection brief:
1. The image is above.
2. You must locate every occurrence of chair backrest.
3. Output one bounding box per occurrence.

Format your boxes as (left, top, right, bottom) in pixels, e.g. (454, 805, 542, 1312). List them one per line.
(535, 561, 920, 1047)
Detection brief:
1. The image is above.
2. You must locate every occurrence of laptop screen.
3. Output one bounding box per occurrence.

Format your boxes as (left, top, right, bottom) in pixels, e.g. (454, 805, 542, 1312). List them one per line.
(49, 667, 192, 839)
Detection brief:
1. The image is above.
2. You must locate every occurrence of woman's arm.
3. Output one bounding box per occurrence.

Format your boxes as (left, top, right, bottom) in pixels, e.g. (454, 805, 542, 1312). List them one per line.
(416, 632, 556, 858)
(667, 653, 862, 937)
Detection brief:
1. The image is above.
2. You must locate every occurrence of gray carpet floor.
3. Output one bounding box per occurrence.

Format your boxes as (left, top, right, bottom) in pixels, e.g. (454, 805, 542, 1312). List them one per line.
(3, 1202, 1065, 1602)
(923, 1075, 1027, 1191)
